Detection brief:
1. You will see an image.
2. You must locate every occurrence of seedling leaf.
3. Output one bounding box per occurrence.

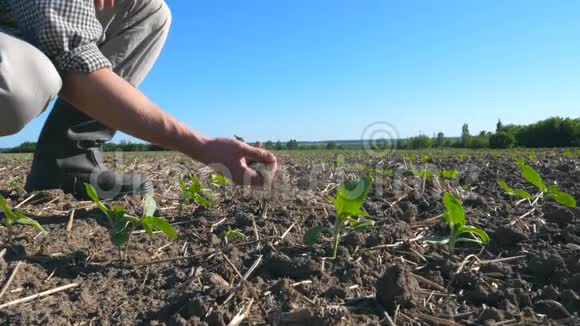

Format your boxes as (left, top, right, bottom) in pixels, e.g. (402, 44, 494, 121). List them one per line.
(460, 226, 490, 243)
(425, 193, 490, 254)
(0, 195, 15, 225)
(521, 165, 547, 192)
(351, 219, 374, 232)
(308, 176, 374, 258)
(210, 173, 230, 186)
(547, 190, 577, 208)
(178, 176, 187, 190)
(84, 184, 177, 259)
(143, 223, 154, 236)
(195, 195, 212, 209)
(564, 148, 572, 157)
(111, 228, 130, 246)
(1, 195, 48, 240)
(13, 210, 48, 235)
(111, 218, 129, 235)
(334, 176, 373, 218)
(412, 167, 435, 179)
(437, 170, 459, 179)
(498, 181, 532, 200)
(179, 175, 212, 209)
(304, 225, 325, 246)
(498, 181, 514, 193)
(441, 212, 451, 223)
(443, 193, 465, 230)
(84, 183, 109, 214)
(224, 226, 245, 240)
(514, 189, 533, 200)
(142, 216, 177, 239)
(110, 206, 126, 221)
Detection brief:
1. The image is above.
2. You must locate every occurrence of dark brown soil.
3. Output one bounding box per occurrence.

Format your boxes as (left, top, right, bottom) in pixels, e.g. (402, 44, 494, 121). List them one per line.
(0, 149, 579, 325)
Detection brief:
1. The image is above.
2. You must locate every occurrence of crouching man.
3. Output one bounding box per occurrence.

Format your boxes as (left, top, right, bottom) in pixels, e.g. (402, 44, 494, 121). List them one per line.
(0, 0, 277, 199)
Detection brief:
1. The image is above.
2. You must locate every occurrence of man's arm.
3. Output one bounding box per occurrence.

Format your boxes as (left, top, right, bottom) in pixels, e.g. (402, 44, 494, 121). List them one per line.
(61, 68, 277, 186)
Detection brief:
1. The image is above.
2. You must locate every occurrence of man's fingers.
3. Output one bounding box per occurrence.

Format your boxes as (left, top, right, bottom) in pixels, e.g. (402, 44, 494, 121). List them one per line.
(246, 166, 271, 187)
(230, 164, 264, 187)
(242, 143, 276, 164)
(231, 158, 272, 187)
(107, 0, 115, 8)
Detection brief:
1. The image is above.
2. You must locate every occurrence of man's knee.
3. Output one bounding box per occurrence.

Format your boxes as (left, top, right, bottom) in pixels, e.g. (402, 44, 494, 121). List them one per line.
(0, 34, 62, 136)
(0, 100, 37, 136)
(145, 0, 172, 32)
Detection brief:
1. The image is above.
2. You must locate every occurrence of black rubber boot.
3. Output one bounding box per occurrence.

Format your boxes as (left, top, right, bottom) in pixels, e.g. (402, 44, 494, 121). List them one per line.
(25, 99, 153, 200)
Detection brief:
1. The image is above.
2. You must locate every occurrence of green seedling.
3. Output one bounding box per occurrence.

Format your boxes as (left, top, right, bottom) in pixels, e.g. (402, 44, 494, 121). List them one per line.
(223, 226, 245, 243)
(336, 154, 346, 166)
(563, 148, 572, 158)
(0, 195, 47, 242)
(363, 167, 394, 176)
(352, 165, 393, 176)
(411, 167, 459, 180)
(499, 162, 576, 208)
(423, 193, 489, 254)
(498, 181, 532, 200)
(304, 176, 374, 258)
(529, 149, 536, 161)
(438, 169, 460, 179)
(85, 184, 177, 260)
(179, 175, 212, 209)
(7, 177, 19, 189)
(411, 167, 435, 179)
(210, 173, 230, 187)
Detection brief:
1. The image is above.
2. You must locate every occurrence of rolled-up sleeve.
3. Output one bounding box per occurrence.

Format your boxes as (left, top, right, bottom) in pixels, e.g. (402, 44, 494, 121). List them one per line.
(9, 0, 111, 73)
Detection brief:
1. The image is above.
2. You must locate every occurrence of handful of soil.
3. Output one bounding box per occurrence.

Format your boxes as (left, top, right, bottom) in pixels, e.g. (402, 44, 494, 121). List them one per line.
(249, 162, 274, 187)
(235, 135, 275, 188)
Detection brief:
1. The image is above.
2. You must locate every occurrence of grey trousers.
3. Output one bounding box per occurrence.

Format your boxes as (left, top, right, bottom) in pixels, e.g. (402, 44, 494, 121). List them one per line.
(0, 0, 171, 137)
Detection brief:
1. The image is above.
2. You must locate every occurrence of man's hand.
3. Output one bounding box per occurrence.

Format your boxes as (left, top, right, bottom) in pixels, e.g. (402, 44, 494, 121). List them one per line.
(199, 138, 278, 187)
(95, 0, 115, 11)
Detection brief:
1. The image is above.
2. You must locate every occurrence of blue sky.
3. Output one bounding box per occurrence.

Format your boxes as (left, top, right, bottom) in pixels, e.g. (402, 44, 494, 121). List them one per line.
(2, 0, 579, 147)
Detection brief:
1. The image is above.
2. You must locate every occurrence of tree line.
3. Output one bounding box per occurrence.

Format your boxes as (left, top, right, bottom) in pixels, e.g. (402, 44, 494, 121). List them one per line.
(262, 117, 579, 150)
(2, 117, 578, 153)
